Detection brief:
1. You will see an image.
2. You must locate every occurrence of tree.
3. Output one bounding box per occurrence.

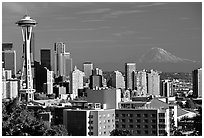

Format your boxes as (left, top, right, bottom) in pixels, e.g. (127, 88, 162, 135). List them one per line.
(2, 99, 69, 136)
(110, 129, 132, 136)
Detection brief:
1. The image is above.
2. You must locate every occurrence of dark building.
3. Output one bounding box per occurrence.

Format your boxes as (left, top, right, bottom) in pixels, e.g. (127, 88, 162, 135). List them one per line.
(125, 63, 136, 90)
(34, 61, 47, 92)
(192, 68, 202, 98)
(41, 49, 51, 70)
(89, 75, 103, 89)
(115, 109, 158, 136)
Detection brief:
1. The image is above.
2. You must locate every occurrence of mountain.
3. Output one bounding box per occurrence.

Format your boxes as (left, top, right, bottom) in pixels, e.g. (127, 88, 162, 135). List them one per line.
(137, 47, 201, 72)
(139, 47, 197, 63)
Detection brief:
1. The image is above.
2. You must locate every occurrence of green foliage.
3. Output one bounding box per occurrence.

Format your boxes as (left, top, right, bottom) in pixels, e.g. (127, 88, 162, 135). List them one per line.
(110, 129, 132, 136)
(2, 98, 69, 136)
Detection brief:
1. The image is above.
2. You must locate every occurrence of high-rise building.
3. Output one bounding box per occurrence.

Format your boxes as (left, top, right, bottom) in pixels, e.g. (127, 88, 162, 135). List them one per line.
(2, 51, 17, 77)
(125, 63, 136, 90)
(41, 49, 51, 70)
(192, 68, 202, 98)
(71, 66, 84, 99)
(111, 70, 125, 89)
(63, 52, 72, 80)
(160, 80, 173, 97)
(54, 42, 72, 80)
(147, 70, 160, 96)
(83, 62, 93, 78)
(135, 70, 147, 96)
(43, 67, 54, 94)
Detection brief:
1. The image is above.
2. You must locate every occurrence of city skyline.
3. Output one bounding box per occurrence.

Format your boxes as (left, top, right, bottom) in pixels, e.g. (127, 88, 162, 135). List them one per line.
(2, 2, 202, 72)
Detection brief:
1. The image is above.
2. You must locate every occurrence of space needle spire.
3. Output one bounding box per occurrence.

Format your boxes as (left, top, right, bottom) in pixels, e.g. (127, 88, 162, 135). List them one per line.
(16, 15, 37, 101)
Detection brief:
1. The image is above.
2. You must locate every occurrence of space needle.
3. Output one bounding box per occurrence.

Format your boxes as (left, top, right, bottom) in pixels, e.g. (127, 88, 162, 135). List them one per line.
(16, 15, 37, 102)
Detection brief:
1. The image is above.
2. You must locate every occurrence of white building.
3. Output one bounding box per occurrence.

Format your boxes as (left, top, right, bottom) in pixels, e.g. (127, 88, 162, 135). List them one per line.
(112, 70, 125, 89)
(71, 66, 85, 99)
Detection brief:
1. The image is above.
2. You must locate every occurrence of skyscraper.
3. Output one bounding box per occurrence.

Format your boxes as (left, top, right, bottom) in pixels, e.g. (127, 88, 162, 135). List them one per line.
(160, 80, 173, 97)
(2, 50, 16, 77)
(135, 70, 147, 96)
(83, 62, 93, 78)
(71, 66, 84, 99)
(125, 63, 136, 90)
(111, 70, 125, 89)
(192, 68, 202, 98)
(41, 49, 51, 70)
(54, 42, 66, 77)
(43, 67, 54, 94)
(54, 42, 72, 80)
(147, 70, 160, 96)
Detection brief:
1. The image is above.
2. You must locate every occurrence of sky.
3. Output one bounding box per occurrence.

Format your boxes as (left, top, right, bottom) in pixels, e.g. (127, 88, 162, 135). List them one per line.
(2, 2, 202, 71)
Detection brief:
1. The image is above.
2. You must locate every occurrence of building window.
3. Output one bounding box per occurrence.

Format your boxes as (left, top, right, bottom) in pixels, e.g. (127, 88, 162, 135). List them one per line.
(122, 124, 126, 128)
(129, 119, 133, 123)
(136, 119, 141, 123)
(152, 119, 156, 123)
(122, 114, 126, 117)
(144, 119, 148, 123)
(144, 125, 148, 129)
(137, 130, 141, 134)
(144, 114, 148, 118)
(112, 114, 115, 117)
(89, 115, 93, 118)
(145, 130, 148, 134)
(151, 125, 156, 129)
(159, 119, 165, 123)
(159, 113, 165, 117)
(129, 124, 133, 128)
(108, 120, 110, 123)
(116, 124, 119, 128)
(122, 119, 125, 123)
(104, 131, 106, 135)
(136, 114, 141, 117)
(159, 124, 166, 128)
(151, 114, 156, 117)
(112, 119, 114, 122)
(116, 114, 118, 117)
(152, 131, 156, 135)
(88, 132, 93, 135)
(88, 126, 93, 129)
(136, 125, 141, 128)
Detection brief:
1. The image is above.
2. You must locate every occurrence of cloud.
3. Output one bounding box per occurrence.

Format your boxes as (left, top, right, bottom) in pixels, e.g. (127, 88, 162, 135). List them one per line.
(55, 16, 76, 20)
(179, 17, 191, 20)
(81, 19, 104, 22)
(112, 30, 136, 36)
(36, 27, 97, 32)
(135, 2, 167, 8)
(76, 8, 111, 14)
(70, 39, 116, 44)
(104, 10, 144, 18)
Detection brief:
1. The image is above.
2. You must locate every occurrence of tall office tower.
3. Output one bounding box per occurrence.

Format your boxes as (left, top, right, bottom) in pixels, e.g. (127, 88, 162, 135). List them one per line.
(93, 68, 103, 76)
(125, 63, 136, 90)
(160, 80, 173, 97)
(135, 70, 147, 96)
(63, 52, 73, 80)
(111, 70, 125, 89)
(2, 69, 12, 80)
(71, 66, 84, 99)
(16, 15, 37, 101)
(192, 68, 202, 98)
(43, 67, 54, 94)
(2, 42, 13, 51)
(2, 50, 16, 77)
(54, 42, 72, 80)
(147, 70, 160, 96)
(83, 62, 93, 78)
(41, 49, 51, 70)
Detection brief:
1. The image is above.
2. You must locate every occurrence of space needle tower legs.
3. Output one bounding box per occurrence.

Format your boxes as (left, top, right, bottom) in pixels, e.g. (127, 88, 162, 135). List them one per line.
(16, 15, 37, 102)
